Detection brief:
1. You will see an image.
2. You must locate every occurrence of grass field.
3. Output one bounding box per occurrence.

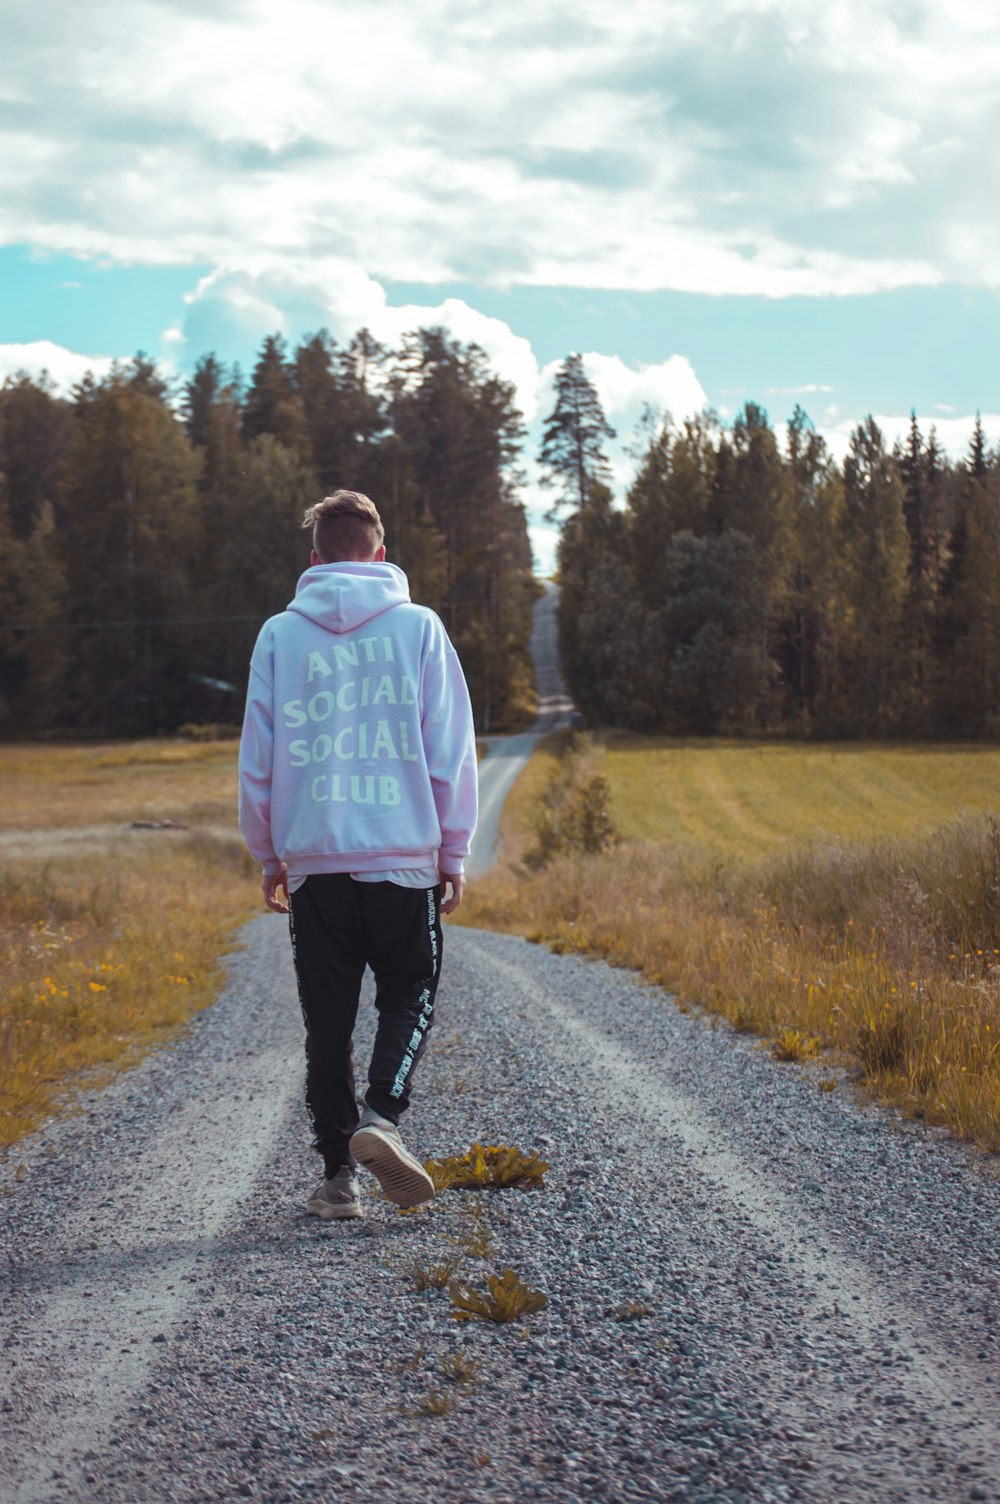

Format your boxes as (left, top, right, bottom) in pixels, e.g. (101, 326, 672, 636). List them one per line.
(460, 733, 1000, 1150)
(0, 739, 240, 833)
(600, 735, 1000, 856)
(0, 740, 257, 1149)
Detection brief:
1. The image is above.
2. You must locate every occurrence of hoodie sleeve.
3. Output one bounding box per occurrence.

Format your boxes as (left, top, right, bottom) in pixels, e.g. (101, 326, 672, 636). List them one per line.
(420, 628, 479, 874)
(238, 629, 282, 874)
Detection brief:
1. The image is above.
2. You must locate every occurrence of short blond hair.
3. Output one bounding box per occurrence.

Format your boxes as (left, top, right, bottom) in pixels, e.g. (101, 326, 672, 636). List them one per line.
(303, 490, 385, 562)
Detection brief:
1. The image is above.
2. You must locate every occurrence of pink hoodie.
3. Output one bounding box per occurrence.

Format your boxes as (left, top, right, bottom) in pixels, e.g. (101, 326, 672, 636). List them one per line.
(238, 562, 478, 885)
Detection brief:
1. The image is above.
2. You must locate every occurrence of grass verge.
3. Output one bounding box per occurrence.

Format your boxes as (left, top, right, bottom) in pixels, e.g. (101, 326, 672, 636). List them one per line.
(460, 734, 1000, 1150)
(0, 739, 258, 1150)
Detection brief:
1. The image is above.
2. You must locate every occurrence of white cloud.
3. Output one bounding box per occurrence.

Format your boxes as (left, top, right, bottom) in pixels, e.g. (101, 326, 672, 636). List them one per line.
(0, 339, 114, 391)
(2, 0, 999, 295)
(766, 383, 833, 396)
(571, 353, 707, 425)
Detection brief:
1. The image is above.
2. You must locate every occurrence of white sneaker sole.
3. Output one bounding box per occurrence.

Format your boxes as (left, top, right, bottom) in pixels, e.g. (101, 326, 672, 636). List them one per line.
(305, 1196, 364, 1221)
(349, 1126, 436, 1207)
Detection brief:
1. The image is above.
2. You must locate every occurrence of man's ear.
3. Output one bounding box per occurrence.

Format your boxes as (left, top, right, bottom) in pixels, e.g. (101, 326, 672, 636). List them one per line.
(374, 544, 386, 562)
(310, 548, 322, 566)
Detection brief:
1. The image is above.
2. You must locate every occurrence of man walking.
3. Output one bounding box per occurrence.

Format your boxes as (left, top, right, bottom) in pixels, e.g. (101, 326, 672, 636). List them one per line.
(238, 490, 478, 1218)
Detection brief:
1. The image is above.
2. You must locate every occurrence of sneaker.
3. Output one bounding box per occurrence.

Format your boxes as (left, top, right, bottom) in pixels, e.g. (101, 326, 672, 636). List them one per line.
(305, 1166, 363, 1221)
(349, 1109, 435, 1208)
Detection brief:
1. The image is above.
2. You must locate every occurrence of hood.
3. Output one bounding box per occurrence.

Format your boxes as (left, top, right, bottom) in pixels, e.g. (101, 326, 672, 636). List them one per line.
(286, 561, 410, 635)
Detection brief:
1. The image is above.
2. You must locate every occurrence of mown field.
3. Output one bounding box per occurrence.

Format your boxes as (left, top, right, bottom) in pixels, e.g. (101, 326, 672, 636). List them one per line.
(0, 740, 257, 1149)
(601, 736, 1000, 854)
(460, 734, 1000, 1150)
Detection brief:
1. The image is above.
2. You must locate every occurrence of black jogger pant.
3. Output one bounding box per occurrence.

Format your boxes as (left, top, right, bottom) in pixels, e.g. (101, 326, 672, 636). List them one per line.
(287, 873, 442, 1178)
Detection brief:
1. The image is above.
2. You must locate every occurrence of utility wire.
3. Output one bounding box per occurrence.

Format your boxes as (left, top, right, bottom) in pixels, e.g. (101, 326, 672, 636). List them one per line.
(4, 614, 264, 632)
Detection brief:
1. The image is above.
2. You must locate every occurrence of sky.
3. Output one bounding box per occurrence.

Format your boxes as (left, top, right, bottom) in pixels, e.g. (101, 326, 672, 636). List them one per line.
(2, 0, 999, 571)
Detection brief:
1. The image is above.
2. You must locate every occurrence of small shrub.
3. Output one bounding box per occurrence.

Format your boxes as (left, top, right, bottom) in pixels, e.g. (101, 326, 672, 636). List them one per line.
(771, 1028, 821, 1062)
(610, 1298, 653, 1322)
(523, 739, 618, 870)
(818, 1078, 839, 1093)
(404, 1388, 455, 1418)
(425, 1143, 549, 1193)
(406, 1256, 463, 1292)
(448, 1269, 548, 1324)
(438, 1349, 481, 1387)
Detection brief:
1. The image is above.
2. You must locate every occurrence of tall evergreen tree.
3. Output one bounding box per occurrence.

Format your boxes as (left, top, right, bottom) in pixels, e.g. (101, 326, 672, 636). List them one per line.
(627, 414, 719, 610)
(661, 529, 771, 733)
(0, 374, 71, 538)
(242, 335, 308, 451)
(184, 354, 226, 448)
(0, 477, 23, 723)
(13, 501, 70, 731)
(61, 375, 202, 733)
(840, 418, 910, 731)
(895, 414, 951, 728)
(784, 412, 849, 733)
(946, 419, 1000, 732)
(389, 328, 531, 728)
(538, 353, 616, 517)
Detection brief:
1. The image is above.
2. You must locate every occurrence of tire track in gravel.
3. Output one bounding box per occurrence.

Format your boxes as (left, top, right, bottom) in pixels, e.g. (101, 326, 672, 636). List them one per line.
(1, 918, 304, 1504)
(472, 935, 1000, 1499)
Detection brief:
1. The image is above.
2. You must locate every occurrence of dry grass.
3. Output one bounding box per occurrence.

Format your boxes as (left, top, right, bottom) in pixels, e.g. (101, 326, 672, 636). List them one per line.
(404, 1388, 456, 1418)
(448, 1269, 548, 1324)
(461, 735, 1000, 1150)
(0, 739, 256, 1148)
(0, 739, 238, 832)
(425, 1143, 550, 1192)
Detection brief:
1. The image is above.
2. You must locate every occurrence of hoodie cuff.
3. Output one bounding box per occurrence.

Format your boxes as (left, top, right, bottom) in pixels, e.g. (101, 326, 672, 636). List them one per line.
(439, 858, 465, 877)
(262, 858, 284, 876)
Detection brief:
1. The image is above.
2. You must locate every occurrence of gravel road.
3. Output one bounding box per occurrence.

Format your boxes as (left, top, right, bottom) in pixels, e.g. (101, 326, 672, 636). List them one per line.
(469, 581, 573, 878)
(3, 583, 999, 1504)
(2, 918, 999, 1504)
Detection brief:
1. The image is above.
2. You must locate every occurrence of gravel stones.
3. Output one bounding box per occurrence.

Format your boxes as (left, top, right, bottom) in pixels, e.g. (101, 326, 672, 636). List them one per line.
(1, 918, 999, 1503)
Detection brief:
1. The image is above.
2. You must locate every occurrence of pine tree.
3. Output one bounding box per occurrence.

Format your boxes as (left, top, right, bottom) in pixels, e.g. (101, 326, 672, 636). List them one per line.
(538, 353, 616, 517)
(0, 373, 71, 538)
(719, 402, 795, 715)
(242, 334, 308, 452)
(0, 477, 23, 724)
(183, 355, 242, 497)
(895, 413, 952, 729)
(335, 329, 389, 486)
(556, 486, 643, 721)
(13, 501, 70, 731)
(627, 414, 719, 610)
(785, 415, 849, 734)
(660, 529, 771, 733)
(61, 375, 202, 732)
(127, 353, 172, 402)
(946, 419, 1000, 732)
(184, 354, 225, 448)
(840, 418, 910, 731)
(388, 329, 530, 727)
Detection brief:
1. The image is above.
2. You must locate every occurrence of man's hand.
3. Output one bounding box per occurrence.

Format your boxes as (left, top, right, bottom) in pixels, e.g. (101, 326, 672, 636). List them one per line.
(439, 870, 466, 915)
(262, 864, 289, 915)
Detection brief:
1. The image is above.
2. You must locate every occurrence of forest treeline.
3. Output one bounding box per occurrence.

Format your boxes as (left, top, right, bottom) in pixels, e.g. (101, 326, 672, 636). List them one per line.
(546, 356, 1000, 738)
(0, 330, 536, 737)
(3, 330, 998, 742)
